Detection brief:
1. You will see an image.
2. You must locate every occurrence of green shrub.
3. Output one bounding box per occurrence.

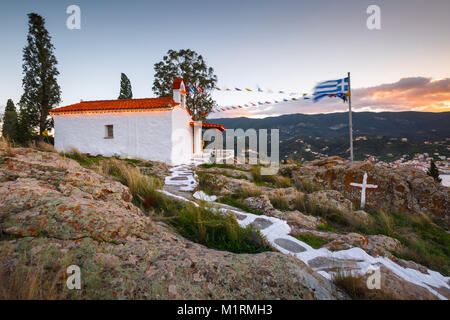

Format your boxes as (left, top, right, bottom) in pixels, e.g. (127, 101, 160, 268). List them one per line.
(317, 224, 337, 233)
(62, 148, 105, 167)
(171, 204, 272, 253)
(251, 166, 292, 188)
(295, 233, 329, 249)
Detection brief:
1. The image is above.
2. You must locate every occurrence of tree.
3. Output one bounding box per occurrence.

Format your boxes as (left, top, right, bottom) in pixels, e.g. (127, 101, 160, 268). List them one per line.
(1, 99, 19, 141)
(16, 106, 33, 145)
(118, 73, 133, 99)
(427, 160, 442, 183)
(152, 49, 218, 121)
(19, 13, 61, 142)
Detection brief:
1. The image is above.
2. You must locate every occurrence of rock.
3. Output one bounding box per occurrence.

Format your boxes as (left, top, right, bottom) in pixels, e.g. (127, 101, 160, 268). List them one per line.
(95, 253, 121, 269)
(168, 284, 177, 296)
(243, 195, 281, 216)
(193, 191, 217, 202)
(307, 256, 360, 271)
(265, 187, 304, 211)
(395, 259, 429, 275)
(139, 161, 169, 180)
(0, 146, 349, 300)
(361, 266, 440, 300)
(310, 156, 346, 168)
(343, 210, 371, 226)
(306, 190, 353, 214)
(194, 171, 262, 196)
(250, 218, 273, 230)
(196, 166, 252, 180)
(366, 235, 403, 256)
(274, 238, 307, 253)
(294, 160, 450, 228)
(294, 229, 403, 259)
(308, 259, 440, 300)
(284, 211, 320, 229)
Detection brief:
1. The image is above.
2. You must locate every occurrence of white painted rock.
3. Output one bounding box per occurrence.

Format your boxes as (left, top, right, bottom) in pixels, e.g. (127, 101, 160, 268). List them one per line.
(193, 191, 217, 202)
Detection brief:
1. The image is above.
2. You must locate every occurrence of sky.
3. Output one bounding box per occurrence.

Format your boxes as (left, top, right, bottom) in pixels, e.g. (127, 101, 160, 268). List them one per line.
(0, 0, 449, 119)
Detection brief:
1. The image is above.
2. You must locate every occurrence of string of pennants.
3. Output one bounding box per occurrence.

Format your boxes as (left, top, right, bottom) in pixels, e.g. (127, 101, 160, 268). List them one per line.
(186, 77, 350, 114)
(209, 94, 312, 113)
(185, 85, 313, 114)
(187, 85, 305, 96)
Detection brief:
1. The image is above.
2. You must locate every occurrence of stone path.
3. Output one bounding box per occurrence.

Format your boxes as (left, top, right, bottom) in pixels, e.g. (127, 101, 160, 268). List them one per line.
(161, 162, 450, 300)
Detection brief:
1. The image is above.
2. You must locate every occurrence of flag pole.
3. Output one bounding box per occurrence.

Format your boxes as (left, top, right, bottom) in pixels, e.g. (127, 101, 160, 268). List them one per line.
(348, 71, 354, 161)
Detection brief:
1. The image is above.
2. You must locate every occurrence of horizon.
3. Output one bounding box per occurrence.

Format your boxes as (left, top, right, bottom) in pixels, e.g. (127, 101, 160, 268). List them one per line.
(1, 0, 449, 118)
(207, 109, 450, 120)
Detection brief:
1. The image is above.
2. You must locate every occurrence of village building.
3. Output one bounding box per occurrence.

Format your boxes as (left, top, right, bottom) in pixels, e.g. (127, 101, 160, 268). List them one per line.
(50, 78, 228, 165)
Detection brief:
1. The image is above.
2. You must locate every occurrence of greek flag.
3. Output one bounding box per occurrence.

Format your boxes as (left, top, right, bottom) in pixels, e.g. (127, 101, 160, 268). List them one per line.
(313, 77, 349, 102)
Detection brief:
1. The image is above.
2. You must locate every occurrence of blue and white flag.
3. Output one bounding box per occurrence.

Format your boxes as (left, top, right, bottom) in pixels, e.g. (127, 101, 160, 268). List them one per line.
(313, 77, 349, 102)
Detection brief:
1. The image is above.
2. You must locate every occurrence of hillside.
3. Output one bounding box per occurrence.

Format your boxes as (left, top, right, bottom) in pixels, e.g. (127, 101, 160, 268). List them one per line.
(0, 145, 347, 300)
(208, 111, 450, 141)
(207, 111, 450, 161)
(1, 144, 449, 299)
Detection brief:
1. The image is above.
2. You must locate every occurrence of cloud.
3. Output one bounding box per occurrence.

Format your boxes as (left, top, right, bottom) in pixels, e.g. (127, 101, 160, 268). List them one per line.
(208, 77, 450, 119)
(354, 77, 450, 112)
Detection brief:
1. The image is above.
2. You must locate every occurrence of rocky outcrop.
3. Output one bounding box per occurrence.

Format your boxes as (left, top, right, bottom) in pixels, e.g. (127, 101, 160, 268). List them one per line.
(294, 160, 450, 227)
(243, 195, 282, 217)
(0, 147, 348, 300)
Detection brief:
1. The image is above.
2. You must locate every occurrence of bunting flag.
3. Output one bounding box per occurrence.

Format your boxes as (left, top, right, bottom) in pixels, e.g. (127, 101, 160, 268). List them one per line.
(209, 92, 312, 113)
(185, 83, 312, 96)
(195, 75, 351, 114)
(312, 77, 349, 102)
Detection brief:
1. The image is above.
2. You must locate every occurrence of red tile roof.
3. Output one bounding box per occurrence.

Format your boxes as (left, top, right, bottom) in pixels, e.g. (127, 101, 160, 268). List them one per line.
(172, 78, 186, 90)
(190, 122, 226, 131)
(50, 97, 179, 113)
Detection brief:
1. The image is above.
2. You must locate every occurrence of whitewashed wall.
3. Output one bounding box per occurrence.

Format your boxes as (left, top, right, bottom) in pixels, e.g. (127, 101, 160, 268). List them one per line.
(53, 110, 181, 164)
(170, 106, 193, 165)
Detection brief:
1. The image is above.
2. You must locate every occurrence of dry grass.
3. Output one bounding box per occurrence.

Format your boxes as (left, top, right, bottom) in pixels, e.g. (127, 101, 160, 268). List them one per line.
(68, 146, 87, 161)
(273, 175, 292, 188)
(98, 158, 162, 205)
(294, 177, 322, 193)
(0, 262, 67, 300)
(250, 166, 262, 182)
(378, 209, 394, 236)
(1, 137, 16, 156)
(269, 189, 289, 211)
(332, 268, 394, 300)
(37, 141, 57, 153)
(239, 184, 263, 198)
(293, 191, 307, 212)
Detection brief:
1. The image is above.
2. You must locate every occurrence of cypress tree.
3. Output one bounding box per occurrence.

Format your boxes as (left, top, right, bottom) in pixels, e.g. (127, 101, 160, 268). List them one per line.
(16, 106, 33, 145)
(427, 160, 442, 183)
(1, 99, 19, 141)
(118, 73, 133, 99)
(19, 13, 61, 142)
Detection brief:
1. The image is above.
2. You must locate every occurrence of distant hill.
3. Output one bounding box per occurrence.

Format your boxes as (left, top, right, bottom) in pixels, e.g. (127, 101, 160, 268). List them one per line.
(207, 111, 450, 142)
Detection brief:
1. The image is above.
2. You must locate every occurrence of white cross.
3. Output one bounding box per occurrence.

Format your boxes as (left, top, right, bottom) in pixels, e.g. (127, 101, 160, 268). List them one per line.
(350, 172, 377, 209)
